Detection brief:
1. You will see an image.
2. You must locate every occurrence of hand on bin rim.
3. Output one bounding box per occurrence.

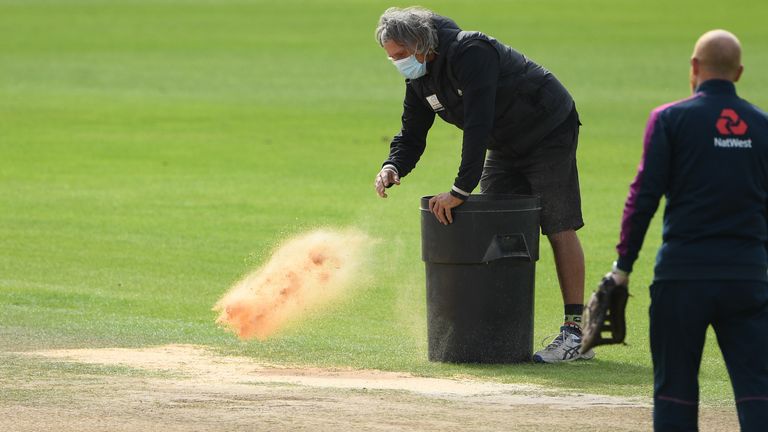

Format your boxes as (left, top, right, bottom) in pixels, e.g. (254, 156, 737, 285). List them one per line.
(428, 192, 464, 225)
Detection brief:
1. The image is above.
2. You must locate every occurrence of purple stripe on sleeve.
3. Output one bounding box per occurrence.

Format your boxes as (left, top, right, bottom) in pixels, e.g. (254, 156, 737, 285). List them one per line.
(616, 95, 702, 257)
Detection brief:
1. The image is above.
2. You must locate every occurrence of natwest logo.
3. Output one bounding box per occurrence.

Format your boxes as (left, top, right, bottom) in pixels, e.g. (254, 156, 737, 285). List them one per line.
(716, 108, 748, 135)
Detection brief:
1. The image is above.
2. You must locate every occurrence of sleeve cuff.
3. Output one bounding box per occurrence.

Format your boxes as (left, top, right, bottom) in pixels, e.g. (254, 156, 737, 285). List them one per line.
(615, 256, 633, 274)
(450, 185, 470, 201)
(451, 185, 470, 197)
(382, 163, 399, 174)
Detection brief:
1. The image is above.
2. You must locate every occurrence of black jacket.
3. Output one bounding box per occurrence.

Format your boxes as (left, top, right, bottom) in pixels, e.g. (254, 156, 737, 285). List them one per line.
(616, 80, 768, 281)
(384, 15, 574, 194)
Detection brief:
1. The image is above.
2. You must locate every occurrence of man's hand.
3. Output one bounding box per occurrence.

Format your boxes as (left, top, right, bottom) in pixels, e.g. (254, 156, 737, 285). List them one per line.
(428, 192, 464, 225)
(606, 267, 630, 287)
(580, 273, 630, 354)
(374, 167, 400, 198)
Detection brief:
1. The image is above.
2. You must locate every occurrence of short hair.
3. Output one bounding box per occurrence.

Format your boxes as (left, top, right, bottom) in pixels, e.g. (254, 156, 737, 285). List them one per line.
(375, 7, 439, 55)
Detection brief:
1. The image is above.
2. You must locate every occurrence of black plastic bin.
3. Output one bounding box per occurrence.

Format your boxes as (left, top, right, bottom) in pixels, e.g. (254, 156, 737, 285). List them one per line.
(420, 194, 541, 363)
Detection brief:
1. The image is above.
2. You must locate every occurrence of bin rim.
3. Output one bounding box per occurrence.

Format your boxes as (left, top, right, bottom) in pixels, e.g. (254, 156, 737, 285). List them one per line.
(420, 194, 541, 213)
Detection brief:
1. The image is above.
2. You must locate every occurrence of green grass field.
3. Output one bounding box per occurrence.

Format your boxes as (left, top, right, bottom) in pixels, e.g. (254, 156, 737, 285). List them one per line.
(2, 0, 767, 404)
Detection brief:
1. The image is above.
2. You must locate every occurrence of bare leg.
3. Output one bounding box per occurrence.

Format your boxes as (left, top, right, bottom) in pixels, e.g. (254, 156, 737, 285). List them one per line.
(547, 229, 585, 306)
(533, 229, 590, 362)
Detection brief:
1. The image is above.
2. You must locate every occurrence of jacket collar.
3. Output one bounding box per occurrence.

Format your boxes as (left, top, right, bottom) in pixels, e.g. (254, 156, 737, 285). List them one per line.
(433, 15, 462, 56)
(696, 79, 737, 95)
(424, 15, 462, 76)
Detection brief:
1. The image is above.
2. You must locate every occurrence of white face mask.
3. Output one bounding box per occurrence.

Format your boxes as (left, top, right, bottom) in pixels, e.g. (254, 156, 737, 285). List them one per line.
(391, 54, 427, 80)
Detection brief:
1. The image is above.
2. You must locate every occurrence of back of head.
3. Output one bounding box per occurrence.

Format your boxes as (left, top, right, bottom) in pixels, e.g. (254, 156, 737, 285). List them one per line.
(375, 6, 438, 55)
(692, 29, 742, 81)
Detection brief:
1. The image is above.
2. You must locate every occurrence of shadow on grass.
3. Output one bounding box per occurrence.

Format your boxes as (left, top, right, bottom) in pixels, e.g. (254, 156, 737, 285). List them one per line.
(400, 356, 654, 397)
(465, 358, 651, 387)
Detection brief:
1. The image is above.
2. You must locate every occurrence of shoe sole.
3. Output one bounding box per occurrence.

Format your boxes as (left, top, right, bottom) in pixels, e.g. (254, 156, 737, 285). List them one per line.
(532, 352, 595, 363)
(532, 354, 579, 364)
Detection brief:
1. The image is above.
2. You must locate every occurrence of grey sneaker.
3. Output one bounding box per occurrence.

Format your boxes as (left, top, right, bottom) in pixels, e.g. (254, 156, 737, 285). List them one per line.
(533, 326, 595, 363)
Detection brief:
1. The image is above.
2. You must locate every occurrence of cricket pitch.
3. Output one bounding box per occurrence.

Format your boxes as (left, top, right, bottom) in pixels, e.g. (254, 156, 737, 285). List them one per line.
(1, 345, 740, 432)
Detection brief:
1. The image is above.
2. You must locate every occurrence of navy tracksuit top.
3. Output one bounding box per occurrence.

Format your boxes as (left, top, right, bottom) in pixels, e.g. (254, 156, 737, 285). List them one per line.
(616, 79, 768, 282)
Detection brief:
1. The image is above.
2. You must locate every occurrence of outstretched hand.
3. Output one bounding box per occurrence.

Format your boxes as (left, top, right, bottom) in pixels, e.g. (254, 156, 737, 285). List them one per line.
(428, 192, 464, 225)
(374, 167, 400, 198)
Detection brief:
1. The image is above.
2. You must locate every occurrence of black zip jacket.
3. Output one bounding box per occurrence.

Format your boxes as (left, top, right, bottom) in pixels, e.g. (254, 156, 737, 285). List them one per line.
(383, 15, 574, 195)
(616, 80, 768, 281)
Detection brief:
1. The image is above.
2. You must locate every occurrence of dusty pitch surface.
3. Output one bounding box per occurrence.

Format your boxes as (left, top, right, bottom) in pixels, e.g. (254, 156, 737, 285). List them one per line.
(3, 345, 739, 432)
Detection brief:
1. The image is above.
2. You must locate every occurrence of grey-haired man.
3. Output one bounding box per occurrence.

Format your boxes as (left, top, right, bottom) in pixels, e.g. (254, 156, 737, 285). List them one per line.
(373, 7, 591, 363)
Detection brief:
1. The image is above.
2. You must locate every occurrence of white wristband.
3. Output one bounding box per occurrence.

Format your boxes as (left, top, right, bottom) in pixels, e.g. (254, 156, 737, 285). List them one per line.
(382, 164, 398, 174)
(451, 185, 470, 197)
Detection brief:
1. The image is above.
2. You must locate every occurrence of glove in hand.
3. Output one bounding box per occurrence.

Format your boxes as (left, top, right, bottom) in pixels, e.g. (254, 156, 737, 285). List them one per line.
(580, 276, 630, 354)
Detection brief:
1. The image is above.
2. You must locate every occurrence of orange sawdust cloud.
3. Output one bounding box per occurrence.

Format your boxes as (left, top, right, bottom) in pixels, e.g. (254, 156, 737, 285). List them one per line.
(213, 229, 370, 340)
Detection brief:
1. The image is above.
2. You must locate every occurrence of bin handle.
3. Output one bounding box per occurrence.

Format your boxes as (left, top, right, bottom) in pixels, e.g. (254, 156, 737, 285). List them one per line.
(482, 233, 531, 262)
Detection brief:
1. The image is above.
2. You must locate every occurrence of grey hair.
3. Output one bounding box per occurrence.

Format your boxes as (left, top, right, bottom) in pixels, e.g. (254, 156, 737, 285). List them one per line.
(375, 7, 438, 55)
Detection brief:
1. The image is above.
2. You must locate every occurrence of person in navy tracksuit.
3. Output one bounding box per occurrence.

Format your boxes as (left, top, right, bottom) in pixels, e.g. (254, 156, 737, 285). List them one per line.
(605, 30, 768, 431)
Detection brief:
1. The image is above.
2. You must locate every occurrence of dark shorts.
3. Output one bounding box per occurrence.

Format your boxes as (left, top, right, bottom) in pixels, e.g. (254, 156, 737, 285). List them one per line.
(480, 108, 583, 235)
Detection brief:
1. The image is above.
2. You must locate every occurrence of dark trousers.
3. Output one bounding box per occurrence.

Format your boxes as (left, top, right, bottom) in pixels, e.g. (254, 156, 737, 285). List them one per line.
(650, 280, 768, 431)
